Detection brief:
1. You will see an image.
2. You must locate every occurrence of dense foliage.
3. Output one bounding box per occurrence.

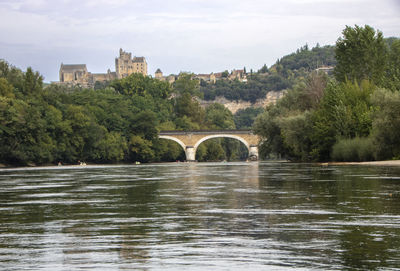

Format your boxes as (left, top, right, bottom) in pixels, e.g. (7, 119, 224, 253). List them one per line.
(254, 25, 400, 161)
(0, 67, 250, 165)
(200, 44, 335, 103)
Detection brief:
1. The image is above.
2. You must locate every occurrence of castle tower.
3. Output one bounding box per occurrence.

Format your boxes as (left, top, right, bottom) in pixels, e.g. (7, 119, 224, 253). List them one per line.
(115, 48, 148, 79)
(155, 68, 163, 79)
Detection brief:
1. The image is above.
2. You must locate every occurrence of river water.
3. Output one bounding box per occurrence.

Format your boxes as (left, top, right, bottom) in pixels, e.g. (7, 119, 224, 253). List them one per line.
(1, 162, 400, 270)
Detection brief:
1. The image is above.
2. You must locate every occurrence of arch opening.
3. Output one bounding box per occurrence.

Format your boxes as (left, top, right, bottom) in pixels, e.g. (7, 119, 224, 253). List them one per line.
(159, 135, 186, 151)
(194, 135, 250, 151)
(195, 136, 250, 162)
(158, 136, 186, 162)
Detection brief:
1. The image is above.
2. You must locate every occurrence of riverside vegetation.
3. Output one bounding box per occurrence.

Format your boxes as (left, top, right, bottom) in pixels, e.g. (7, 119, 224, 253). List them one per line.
(0, 25, 399, 165)
(254, 25, 400, 162)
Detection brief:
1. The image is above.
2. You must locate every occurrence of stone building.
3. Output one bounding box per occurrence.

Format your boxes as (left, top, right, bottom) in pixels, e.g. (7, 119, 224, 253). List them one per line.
(90, 69, 117, 85)
(155, 68, 163, 79)
(193, 74, 212, 82)
(228, 69, 246, 81)
(154, 69, 177, 84)
(59, 64, 89, 84)
(58, 49, 147, 87)
(115, 48, 147, 79)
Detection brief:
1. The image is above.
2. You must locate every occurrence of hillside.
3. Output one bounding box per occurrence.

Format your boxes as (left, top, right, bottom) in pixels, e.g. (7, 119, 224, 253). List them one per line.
(200, 44, 336, 103)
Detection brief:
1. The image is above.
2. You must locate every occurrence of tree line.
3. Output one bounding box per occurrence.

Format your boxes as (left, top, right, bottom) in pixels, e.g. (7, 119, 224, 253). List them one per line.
(0, 64, 259, 165)
(254, 25, 400, 161)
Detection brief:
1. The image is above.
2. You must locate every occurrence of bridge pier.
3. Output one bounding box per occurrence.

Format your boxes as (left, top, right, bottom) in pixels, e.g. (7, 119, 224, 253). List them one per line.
(185, 146, 196, 162)
(249, 145, 259, 161)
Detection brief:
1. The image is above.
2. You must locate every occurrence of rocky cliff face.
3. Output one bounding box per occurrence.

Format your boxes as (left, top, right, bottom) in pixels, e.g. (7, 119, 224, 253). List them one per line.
(198, 90, 285, 114)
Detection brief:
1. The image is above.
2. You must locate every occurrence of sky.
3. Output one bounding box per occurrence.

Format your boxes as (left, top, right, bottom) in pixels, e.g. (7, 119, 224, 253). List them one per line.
(0, 0, 399, 82)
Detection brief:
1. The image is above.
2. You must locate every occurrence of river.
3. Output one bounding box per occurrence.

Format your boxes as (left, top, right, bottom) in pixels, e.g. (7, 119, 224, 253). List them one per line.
(0, 162, 400, 270)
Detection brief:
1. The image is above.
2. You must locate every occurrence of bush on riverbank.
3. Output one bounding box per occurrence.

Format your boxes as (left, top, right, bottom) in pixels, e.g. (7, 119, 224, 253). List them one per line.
(331, 137, 375, 162)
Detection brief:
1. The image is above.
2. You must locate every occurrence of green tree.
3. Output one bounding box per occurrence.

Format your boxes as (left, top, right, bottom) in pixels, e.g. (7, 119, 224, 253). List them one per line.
(221, 70, 229, 78)
(258, 64, 269, 73)
(153, 139, 184, 162)
(280, 112, 314, 161)
(129, 135, 154, 162)
(205, 103, 235, 129)
(370, 88, 400, 159)
(0, 78, 15, 98)
(197, 139, 226, 161)
(22, 67, 43, 95)
(334, 25, 387, 85)
(384, 39, 400, 91)
(130, 110, 158, 140)
(173, 73, 201, 97)
(253, 106, 288, 159)
(309, 80, 374, 160)
(174, 92, 205, 129)
(234, 107, 264, 129)
(111, 73, 171, 98)
(95, 132, 128, 163)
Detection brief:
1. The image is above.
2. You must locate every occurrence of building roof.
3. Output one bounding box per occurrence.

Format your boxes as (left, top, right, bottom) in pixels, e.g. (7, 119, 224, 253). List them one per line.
(60, 64, 87, 71)
(133, 57, 146, 63)
(155, 68, 162, 73)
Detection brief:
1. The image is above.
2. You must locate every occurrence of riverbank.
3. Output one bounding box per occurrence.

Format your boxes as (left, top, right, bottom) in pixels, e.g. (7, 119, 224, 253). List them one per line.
(322, 160, 400, 167)
(2, 160, 400, 170)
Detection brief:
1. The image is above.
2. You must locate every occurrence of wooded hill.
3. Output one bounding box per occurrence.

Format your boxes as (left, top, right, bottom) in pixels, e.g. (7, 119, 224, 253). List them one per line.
(200, 44, 336, 103)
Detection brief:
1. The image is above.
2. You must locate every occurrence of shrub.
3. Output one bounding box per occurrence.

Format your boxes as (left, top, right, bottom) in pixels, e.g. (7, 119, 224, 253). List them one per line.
(331, 137, 375, 161)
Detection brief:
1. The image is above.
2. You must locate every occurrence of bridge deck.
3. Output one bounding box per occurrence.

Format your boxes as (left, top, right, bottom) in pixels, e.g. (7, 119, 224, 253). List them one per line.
(159, 130, 254, 135)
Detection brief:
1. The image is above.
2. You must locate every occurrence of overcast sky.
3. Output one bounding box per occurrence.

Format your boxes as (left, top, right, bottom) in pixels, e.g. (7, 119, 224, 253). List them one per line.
(0, 0, 399, 82)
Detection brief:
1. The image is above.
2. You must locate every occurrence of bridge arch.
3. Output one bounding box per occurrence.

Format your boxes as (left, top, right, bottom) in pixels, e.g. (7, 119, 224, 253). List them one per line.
(194, 134, 250, 153)
(159, 135, 186, 152)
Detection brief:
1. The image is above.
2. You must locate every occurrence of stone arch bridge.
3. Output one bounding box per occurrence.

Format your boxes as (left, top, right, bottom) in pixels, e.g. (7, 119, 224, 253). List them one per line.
(159, 130, 260, 161)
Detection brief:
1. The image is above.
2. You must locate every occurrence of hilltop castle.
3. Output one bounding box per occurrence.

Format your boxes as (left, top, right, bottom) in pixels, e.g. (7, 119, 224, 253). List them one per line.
(59, 49, 147, 87)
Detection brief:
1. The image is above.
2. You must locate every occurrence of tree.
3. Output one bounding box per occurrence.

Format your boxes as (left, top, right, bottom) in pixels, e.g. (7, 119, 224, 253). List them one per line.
(173, 73, 201, 97)
(334, 25, 387, 85)
(95, 132, 128, 162)
(129, 135, 154, 162)
(234, 107, 264, 129)
(384, 39, 400, 91)
(111, 73, 171, 98)
(221, 70, 229, 78)
(0, 78, 14, 98)
(174, 92, 205, 129)
(130, 110, 158, 141)
(259, 64, 268, 73)
(22, 67, 43, 95)
(279, 112, 314, 161)
(198, 139, 226, 161)
(253, 106, 288, 159)
(309, 80, 374, 161)
(205, 103, 235, 129)
(370, 88, 400, 159)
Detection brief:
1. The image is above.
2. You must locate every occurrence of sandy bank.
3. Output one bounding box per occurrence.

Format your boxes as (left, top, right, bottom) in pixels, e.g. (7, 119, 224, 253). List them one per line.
(323, 160, 400, 167)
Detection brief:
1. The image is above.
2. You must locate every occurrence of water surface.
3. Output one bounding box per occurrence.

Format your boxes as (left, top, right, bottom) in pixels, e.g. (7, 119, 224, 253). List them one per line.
(1, 162, 400, 270)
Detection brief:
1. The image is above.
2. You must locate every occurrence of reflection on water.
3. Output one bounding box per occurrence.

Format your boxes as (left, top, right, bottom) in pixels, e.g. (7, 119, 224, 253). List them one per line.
(1, 162, 400, 270)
